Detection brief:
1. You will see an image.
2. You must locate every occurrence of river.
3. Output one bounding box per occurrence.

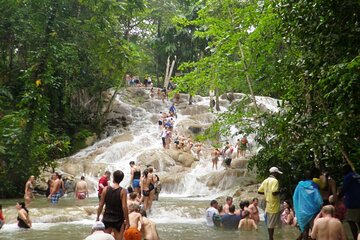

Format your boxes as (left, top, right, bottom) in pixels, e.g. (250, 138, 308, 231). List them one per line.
(0, 196, 300, 240)
(1, 88, 300, 239)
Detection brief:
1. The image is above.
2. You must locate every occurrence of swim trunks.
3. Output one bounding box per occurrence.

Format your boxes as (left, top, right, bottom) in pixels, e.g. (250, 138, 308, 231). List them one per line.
(51, 191, 61, 204)
(225, 158, 232, 166)
(77, 192, 86, 199)
(124, 227, 142, 240)
(103, 220, 123, 232)
(132, 179, 140, 188)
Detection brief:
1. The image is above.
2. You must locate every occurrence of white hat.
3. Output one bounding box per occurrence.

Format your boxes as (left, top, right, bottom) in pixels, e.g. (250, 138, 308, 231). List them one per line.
(92, 221, 105, 231)
(269, 167, 283, 174)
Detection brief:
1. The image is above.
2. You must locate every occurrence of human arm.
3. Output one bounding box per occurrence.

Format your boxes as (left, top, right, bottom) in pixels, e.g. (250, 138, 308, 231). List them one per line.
(139, 215, 144, 231)
(96, 187, 107, 221)
(339, 221, 347, 240)
(310, 220, 318, 239)
(130, 168, 134, 186)
(98, 177, 106, 190)
(329, 178, 337, 204)
(25, 182, 29, 195)
(252, 219, 258, 230)
(121, 188, 130, 230)
(18, 210, 31, 227)
(238, 219, 243, 229)
(257, 180, 264, 195)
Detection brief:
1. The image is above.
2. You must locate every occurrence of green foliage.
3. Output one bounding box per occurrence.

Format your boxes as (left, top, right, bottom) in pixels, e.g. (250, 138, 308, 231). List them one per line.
(0, 0, 140, 197)
(173, 0, 360, 190)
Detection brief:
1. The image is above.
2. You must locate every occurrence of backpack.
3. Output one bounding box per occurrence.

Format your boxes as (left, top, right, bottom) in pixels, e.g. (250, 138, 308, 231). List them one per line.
(212, 213, 222, 227)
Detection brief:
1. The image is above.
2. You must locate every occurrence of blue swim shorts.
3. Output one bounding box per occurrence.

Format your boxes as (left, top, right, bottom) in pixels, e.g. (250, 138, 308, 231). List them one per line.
(132, 179, 140, 188)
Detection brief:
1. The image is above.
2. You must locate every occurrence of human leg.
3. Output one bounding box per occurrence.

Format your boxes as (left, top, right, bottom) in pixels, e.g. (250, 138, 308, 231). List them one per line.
(268, 228, 274, 240)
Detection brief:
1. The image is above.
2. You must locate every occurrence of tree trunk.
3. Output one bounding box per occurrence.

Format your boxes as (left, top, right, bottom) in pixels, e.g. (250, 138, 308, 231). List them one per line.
(215, 87, 220, 111)
(188, 94, 193, 105)
(238, 42, 262, 125)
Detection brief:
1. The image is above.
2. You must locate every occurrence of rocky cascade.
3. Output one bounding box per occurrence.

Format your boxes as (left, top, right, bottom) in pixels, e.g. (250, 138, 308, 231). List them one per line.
(36, 87, 279, 200)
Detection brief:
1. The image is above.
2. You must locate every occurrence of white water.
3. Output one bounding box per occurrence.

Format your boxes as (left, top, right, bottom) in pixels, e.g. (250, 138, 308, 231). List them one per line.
(1, 89, 282, 238)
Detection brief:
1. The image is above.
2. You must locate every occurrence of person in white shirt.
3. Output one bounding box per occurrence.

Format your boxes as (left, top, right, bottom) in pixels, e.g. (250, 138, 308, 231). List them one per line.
(206, 200, 219, 227)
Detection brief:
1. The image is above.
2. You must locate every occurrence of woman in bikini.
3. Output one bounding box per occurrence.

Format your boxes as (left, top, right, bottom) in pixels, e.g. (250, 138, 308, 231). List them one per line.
(24, 176, 35, 207)
(141, 169, 155, 212)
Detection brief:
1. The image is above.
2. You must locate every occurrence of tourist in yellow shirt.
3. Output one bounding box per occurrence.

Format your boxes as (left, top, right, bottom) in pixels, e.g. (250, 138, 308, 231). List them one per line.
(258, 167, 283, 240)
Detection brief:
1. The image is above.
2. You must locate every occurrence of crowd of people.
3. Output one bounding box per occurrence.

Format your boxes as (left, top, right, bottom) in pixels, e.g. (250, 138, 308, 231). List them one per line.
(95, 168, 160, 240)
(206, 165, 360, 240)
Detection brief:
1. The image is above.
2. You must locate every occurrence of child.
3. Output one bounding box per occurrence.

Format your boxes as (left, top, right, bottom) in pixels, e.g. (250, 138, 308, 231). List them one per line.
(123, 204, 143, 240)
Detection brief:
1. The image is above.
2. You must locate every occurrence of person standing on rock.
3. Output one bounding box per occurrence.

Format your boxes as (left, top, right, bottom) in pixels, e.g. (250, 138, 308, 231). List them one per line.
(160, 127, 167, 149)
(141, 169, 155, 212)
(211, 148, 220, 170)
(75, 176, 89, 200)
(258, 167, 283, 240)
(97, 170, 129, 240)
(223, 142, 234, 169)
(240, 135, 248, 157)
(130, 161, 142, 196)
(147, 167, 158, 212)
(98, 171, 111, 200)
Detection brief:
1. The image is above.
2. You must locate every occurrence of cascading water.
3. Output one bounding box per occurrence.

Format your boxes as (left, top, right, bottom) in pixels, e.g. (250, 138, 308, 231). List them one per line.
(0, 88, 301, 240)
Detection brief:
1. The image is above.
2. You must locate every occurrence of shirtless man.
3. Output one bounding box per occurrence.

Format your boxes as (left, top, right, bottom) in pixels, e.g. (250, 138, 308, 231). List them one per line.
(211, 148, 220, 170)
(24, 175, 35, 207)
(140, 210, 160, 240)
(48, 173, 61, 204)
(248, 197, 260, 223)
(310, 205, 346, 240)
(123, 204, 143, 240)
(75, 176, 88, 200)
(238, 210, 258, 231)
(223, 196, 233, 214)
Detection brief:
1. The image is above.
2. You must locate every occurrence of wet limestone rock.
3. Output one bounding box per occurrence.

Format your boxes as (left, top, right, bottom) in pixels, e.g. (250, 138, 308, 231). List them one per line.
(177, 152, 196, 167)
(137, 149, 176, 171)
(231, 158, 249, 169)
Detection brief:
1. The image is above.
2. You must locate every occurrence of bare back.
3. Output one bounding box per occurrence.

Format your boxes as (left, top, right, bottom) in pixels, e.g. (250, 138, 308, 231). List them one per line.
(311, 217, 346, 240)
(76, 180, 88, 193)
(238, 218, 257, 231)
(128, 212, 143, 229)
(142, 217, 159, 240)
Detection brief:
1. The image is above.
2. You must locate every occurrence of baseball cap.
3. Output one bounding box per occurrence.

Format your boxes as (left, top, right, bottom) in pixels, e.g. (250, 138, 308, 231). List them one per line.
(269, 167, 283, 174)
(92, 221, 105, 231)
